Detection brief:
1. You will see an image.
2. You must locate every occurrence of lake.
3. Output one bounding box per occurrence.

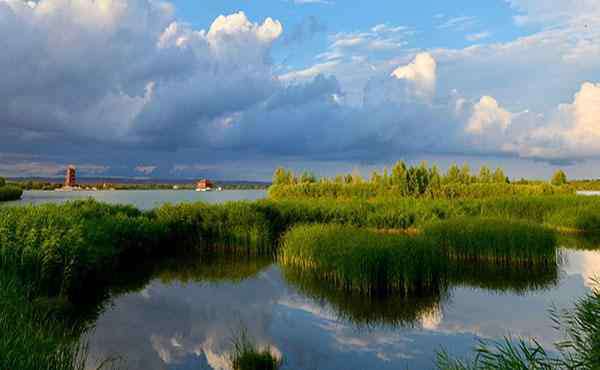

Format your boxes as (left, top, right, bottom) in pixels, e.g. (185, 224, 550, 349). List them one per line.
(4, 191, 600, 369)
(81, 246, 599, 370)
(2, 189, 266, 209)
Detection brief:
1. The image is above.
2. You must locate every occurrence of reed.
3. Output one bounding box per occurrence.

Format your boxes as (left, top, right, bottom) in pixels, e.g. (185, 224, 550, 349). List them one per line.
(280, 224, 447, 296)
(437, 281, 600, 370)
(0, 273, 88, 370)
(229, 329, 281, 370)
(282, 265, 448, 328)
(0, 185, 23, 202)
(423, 217, 558, 265)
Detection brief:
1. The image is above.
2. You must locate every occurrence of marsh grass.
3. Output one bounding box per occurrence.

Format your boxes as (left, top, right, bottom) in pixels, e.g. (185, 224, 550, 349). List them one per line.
(282, 265, 447, 327)
(0, 185, 23, 202)
(229, 329, 281, 370)
(280, 224, 447, 296)
(424, 217, 557, 265)
(0, 273, 89, 370)
(447, 258, 561, 294)
(281, 219, 559, 299)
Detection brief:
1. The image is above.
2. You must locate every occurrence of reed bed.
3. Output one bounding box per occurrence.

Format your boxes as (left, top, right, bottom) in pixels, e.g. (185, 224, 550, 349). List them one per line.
(280, 224, 447, 297)
(446, 258, 561, 294)
(229, 329, 281, 370)
(282, 265, 448, 328)
(0, 273, 88, 370)
(424, 217, 557, 265)
(0, 185, 23, 202)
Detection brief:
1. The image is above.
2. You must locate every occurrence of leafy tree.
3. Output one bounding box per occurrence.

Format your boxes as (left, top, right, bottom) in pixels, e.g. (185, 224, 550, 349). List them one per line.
(551, 169, 568, 186)
(272, 167, 293, 186)
(300, 171, 317, 184)
(459, 164, 472, 184)
(0, 177, 5, 187)
(478, 166, 493, 183)
(493, 168, 508, 184)
(445, 164, 461, 183)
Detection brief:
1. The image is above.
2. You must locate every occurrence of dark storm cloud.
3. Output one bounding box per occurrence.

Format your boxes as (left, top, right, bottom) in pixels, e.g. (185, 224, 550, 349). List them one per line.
(1, 0, 597, 179)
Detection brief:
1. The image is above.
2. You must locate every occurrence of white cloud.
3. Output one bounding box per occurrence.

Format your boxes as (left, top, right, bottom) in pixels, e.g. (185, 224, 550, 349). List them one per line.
(466, 96, 512, 134)
(466, 31, 491, 42)
(390, 53, 437, 101)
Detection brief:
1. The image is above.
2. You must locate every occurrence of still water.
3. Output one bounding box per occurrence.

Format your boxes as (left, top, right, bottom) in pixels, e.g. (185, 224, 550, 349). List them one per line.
(82, 247, 600, 370)
(3, 189, 266, 209)
(5, 191, 600, 369)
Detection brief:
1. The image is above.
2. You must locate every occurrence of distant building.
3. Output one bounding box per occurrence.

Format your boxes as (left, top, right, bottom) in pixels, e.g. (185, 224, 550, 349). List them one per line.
(196, 179, 214, 192)
(65, 165, 76, 187)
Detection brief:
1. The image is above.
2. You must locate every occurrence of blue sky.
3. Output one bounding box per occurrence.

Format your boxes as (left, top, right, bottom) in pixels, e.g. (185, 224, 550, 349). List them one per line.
(0, 0, 599, 180)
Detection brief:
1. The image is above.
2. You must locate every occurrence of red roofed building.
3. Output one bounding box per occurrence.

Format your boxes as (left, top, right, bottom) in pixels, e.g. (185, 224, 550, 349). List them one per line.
(196, 179, 214, 191)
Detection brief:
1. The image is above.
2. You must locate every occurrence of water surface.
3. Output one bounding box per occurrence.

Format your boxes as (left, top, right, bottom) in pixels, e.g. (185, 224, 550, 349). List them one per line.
(83, 247, 600, 370)
(2, 190, 266, 209)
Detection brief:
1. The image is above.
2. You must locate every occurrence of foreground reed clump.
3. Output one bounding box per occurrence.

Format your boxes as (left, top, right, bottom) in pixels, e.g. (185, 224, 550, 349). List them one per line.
(424, 217, 557, 265)
(437, 280, 600, 370)
(0, 273, 87, 370)
(280, 224, 446, 296)
(0, 184, 23, 202)
(230, 329, 281, 370)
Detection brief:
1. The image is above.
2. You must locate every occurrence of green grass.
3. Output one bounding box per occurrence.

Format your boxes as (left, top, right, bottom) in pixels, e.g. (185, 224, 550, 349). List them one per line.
(424, 217, 558, 265)
(0, 273, 88, 370)
(259, 195, 600, 234)
(280, 220, 558, 298)
(282, 265, 447, 327)
(230, 329, 281, 370)
(280, 224, 447, 296)
(0, 185, 23, 202)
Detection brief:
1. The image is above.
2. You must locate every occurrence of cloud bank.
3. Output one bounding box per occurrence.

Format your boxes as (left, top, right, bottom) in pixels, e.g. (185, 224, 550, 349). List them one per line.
(1, 0, 600, 178)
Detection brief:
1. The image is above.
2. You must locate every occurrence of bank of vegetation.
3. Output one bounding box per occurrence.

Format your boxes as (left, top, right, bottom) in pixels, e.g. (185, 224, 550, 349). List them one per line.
(269, 163, 572, 200)
(0, 177, 23, 202)
(279, 220, 557, 296)
(1, 159, 599, 369)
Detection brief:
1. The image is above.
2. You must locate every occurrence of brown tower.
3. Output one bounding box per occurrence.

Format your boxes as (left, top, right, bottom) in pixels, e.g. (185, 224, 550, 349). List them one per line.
(65, 165, 76, 187)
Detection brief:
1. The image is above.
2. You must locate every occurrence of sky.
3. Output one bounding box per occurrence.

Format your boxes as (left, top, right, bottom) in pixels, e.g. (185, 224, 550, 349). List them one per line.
(1, 0, 600, 180)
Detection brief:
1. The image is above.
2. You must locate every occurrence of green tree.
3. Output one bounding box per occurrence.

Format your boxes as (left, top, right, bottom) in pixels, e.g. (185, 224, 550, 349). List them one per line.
(459, 164, 472, 184)
(300, 171, 317, 184)
(445, 164, 461, 183)
(0, 177, 5, 187)
(478, 166, 493, 183)
(272, 167, 293, 186)
(551, 169, 568, 186)
(493, 168, 508, 183)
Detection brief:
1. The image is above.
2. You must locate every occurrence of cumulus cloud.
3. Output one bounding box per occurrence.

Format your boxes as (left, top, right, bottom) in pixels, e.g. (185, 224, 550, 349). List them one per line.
(390, 53, 437, 101)
(2, 0, 600, 178)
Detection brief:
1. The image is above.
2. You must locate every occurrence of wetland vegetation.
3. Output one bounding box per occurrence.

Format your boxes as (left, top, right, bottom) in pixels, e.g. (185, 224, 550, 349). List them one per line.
(1, 163, 600, 369)
(0, 177, 22, 202)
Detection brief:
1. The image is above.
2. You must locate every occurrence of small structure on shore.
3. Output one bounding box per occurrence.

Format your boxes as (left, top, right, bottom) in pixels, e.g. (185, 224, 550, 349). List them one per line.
(56, 165, 82, 191)
(196, 179, 214, 192)
(65, 165, 76, 187)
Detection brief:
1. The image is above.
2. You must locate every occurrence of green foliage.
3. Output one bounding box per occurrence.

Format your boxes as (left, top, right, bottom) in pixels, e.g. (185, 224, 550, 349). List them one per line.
(0, 185, 23, 202)
(551, 170, 568, 186)
(424, 217, 557, 265)
(230, 329, 281, 370)
(268, 163, 571, 200)
(280, 224, 446, 296)
(280, 219, 557, 297)
(0, 177, 5, 187)
(0, 274, 87, 370)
